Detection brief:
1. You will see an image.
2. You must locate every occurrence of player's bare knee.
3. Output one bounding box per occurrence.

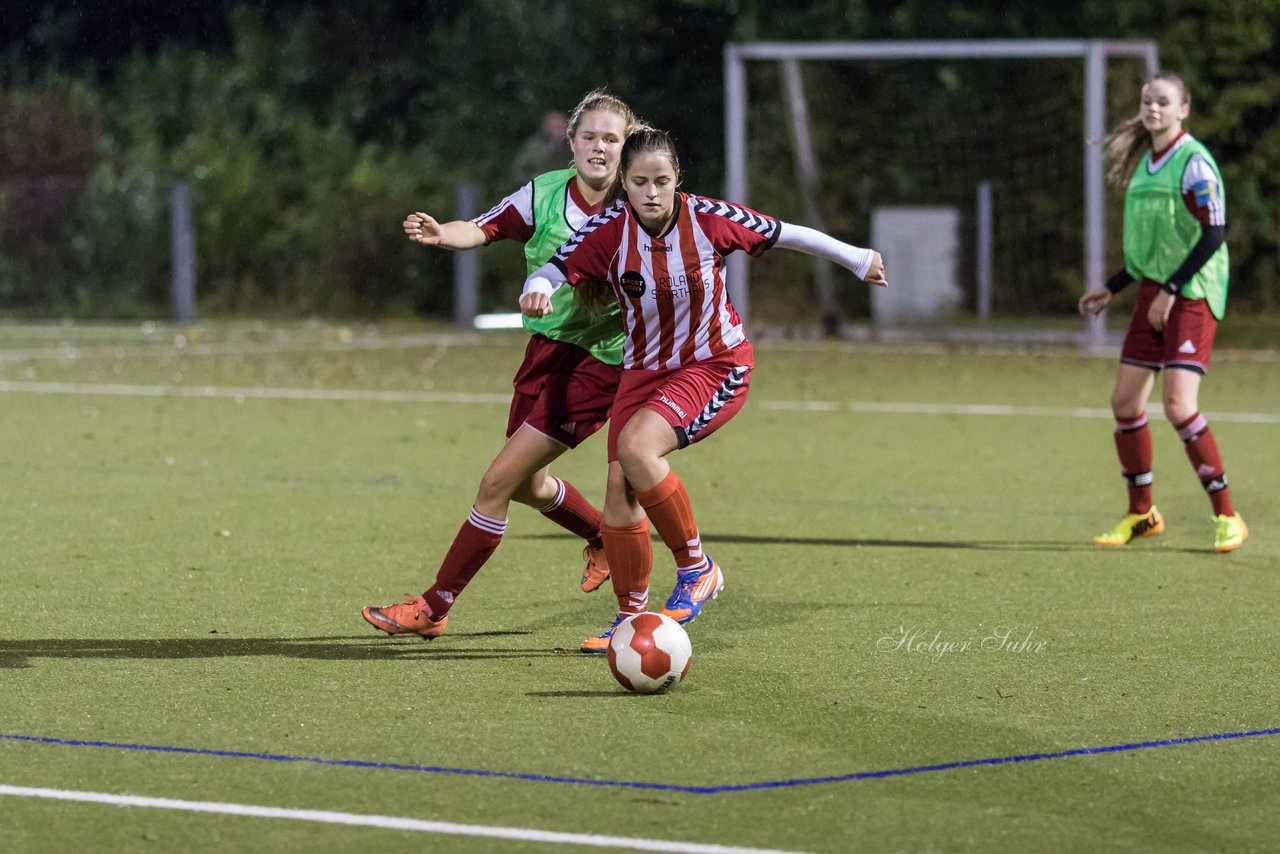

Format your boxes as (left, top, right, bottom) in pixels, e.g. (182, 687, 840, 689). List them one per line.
(615, 434, 654, 480)
(1110, 394, 1144, 421)
(476, 467, 519, 506)
(1162, 394, 1194, 426)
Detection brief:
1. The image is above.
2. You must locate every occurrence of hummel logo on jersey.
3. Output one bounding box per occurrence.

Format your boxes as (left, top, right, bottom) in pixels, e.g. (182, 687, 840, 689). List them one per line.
(1178, 339, 1197, 354)
(644, 243, 671, 252)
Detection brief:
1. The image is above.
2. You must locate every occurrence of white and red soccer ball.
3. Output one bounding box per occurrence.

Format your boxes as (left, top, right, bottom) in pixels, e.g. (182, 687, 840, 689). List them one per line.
(607, 613, 692, 693)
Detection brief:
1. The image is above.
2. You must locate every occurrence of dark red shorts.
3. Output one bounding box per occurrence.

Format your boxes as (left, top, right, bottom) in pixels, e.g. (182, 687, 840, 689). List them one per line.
(607, 342, 754, 462)
(507, 334, 621, 448)
(1120, 280, 1218, 374)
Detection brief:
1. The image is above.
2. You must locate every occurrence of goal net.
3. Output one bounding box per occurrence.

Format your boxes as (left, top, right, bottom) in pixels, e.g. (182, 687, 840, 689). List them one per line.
(724, 40, 1157, 341)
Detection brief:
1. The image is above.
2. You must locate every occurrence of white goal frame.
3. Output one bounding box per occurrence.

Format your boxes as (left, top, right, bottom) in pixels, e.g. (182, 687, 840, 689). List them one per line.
(724, 39, 1159, 345)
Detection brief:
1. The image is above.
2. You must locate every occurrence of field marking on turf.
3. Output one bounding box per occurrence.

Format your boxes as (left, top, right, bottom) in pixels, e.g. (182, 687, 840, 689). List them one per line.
(0, 333, 486, 363)
(0, 786, 801, 853)
(5, 727, 1278, 796)
(1, 379, 1276, 424)
(758, 399, 1280, 424)
(0, 380, 510, 405)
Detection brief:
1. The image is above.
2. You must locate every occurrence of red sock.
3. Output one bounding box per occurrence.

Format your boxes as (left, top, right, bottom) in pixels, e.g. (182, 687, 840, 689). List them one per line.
(1176, 412, 1234, 517)
(422, 507, 506, 618)
(635, 471, 705, 572)
(601, 520, 652, 615)
(539, 477, 604, 549)
(1113, 414, 1153, 514)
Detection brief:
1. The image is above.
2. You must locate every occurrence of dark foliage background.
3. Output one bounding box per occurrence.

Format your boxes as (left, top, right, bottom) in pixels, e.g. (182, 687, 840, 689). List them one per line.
(2, 0, 1276, 319)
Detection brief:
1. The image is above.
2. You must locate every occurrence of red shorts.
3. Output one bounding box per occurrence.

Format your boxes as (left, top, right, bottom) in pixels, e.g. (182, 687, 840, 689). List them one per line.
(508, 334, 621, 448)
(1120, 280, 1218, 374)
(607, 342, 754, 462)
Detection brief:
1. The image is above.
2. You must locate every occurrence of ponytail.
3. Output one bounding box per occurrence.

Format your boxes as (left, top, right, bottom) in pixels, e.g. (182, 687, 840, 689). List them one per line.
(1103, 116, 1150, 190)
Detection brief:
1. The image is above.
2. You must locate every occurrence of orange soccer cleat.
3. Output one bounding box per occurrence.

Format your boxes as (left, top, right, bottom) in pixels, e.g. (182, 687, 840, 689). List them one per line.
(361, 595, 448, 639)
(580, 545, 611, 593)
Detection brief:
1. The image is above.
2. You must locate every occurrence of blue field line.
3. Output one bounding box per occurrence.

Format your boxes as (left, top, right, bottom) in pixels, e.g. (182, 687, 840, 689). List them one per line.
(3, 727, 1278, 795)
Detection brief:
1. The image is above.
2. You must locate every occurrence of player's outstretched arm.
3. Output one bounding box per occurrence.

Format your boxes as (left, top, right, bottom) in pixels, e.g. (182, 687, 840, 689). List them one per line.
(774, 222, 887, 287)
(403, 212, 487, 250)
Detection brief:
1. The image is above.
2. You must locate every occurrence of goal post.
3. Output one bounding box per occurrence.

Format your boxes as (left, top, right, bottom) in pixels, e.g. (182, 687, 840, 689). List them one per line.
(723, 39, 1159, 346)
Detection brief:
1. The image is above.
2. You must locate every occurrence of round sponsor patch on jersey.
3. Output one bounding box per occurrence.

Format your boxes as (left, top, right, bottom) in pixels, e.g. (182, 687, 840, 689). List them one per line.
(620, 270, 646, 298)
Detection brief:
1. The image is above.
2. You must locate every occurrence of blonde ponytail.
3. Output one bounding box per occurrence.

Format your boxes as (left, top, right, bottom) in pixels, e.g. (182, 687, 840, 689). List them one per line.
(1104, 116, 1150, 190)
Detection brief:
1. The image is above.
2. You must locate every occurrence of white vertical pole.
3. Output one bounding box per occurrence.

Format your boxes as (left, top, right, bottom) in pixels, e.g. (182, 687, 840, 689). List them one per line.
(170, 182, 196, 325)
(975, 180, 993, 325)
(781, 59, 839, 336)
(453, 182, 480, 328)
(724, 44, 750, 321)
(1084, 41, 1107, 347)
(1141, 43, 1160, 77)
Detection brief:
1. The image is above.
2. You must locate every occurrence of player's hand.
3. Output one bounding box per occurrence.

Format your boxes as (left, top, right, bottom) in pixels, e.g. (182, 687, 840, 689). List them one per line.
(520, 291, 553, 318)
(1078, 288, 1112, 317)
(403, 212, 443, 245)
(1148, 289, 1175, 331)
(862, 251, 887, 287)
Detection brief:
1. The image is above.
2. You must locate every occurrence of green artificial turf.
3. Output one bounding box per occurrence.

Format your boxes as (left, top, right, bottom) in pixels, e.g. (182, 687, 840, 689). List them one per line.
(1, 321, 1277, 853)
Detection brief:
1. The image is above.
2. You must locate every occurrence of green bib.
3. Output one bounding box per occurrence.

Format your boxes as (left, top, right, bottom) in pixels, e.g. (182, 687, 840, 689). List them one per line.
(1123, 138, 1229, 319)
(520, 169, 623, 365)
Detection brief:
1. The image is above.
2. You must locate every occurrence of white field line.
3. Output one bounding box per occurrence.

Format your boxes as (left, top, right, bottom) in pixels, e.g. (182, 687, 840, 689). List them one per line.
(0, 380, 511, 405)
(0, 333, 488, 363)
(0, 785, 806, 854)
(755, 399, 1280, 424)
(0, 379, 1276, 424)
(4, 331, 1278, 364)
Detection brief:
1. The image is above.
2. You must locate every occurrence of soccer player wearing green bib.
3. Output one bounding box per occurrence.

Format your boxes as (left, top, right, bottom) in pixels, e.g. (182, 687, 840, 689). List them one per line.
(363, 91, 645, 638)
(1079, 72, 1247, 553)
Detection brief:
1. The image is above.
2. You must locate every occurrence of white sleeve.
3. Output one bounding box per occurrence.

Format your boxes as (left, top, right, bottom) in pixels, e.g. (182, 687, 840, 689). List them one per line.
(1182, 154, 1226, 226)
(522, 261, 566, 298)
(774, 221, 874, 280)
(473, 182, 535, 229)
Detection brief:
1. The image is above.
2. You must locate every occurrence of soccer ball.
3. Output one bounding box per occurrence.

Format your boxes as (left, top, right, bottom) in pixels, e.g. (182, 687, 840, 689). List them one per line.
(607, 613, 692, 693)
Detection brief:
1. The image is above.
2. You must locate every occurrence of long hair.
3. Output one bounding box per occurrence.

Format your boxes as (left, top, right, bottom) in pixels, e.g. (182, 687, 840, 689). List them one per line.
(1104, 71, 1191, 189)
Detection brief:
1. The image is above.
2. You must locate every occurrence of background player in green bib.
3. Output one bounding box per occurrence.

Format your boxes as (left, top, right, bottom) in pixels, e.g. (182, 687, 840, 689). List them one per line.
(362, 91, 645, 639)
(1080, 72, 1247, 553)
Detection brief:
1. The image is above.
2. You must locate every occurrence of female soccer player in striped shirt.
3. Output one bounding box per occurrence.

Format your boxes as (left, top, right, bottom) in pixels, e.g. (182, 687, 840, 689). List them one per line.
(362, 91, 645, 640)
(522, 128, 887, 651)
(1079, 72, 1246, 553)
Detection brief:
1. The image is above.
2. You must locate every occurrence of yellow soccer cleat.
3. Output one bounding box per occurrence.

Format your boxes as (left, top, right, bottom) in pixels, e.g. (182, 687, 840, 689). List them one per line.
(1213, 513, 1248, 553)
(1093, 507, 1165, 546)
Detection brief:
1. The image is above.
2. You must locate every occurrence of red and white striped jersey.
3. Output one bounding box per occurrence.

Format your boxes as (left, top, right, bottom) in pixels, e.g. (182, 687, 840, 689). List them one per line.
(550, 192, 779, 370)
